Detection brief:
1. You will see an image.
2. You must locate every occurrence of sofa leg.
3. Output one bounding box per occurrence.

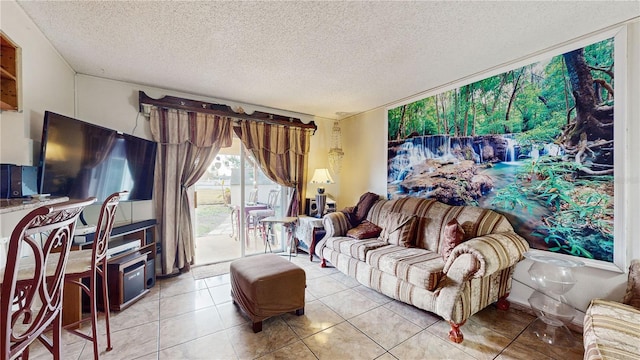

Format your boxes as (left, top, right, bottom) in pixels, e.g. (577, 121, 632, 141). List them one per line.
(252, 321, 263, 333)
(321, 258, 327, 268)
(496, 293, 510, 311)
(448, 321, 465, 343)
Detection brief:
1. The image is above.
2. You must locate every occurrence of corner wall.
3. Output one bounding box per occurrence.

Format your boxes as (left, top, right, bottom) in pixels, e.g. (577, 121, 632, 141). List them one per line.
(339, 21, 640, 322)
(0, 1, 76, 238)
(0, 0, 76, 166)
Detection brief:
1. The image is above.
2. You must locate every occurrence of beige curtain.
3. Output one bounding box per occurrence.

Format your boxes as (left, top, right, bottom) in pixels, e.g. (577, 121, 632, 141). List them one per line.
(235, 121, 313, 216)
(150, 107, 233, 275)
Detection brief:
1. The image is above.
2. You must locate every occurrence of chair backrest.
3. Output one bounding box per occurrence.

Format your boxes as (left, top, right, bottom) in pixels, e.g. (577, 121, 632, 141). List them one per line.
(92, 191, 127, 265)
(1, 197, 96, 359)
(266, 189, 280, 210)
(247, 188, 258, 204)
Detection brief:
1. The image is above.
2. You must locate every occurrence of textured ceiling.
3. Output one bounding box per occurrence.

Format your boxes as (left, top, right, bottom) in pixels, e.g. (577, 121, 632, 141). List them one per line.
(16, 1, 640, 119)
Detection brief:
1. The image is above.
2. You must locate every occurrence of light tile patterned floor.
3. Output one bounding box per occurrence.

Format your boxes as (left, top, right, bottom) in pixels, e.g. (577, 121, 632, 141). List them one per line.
(29, 255, 584, 360)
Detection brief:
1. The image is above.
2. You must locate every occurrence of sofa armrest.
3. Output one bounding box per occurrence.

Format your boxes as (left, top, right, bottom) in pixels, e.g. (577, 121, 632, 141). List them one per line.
(584, 298, 640, 359)
(314, 212, 352, 260)
(322, 212, 352, 238)
(622, 259, 640, 309)
(443, 231, 529, 279)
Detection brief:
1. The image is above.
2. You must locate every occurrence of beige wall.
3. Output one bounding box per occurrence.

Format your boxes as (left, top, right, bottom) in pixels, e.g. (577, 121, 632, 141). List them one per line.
(0, 1, 76, 238)
(338, 21, 640, 322)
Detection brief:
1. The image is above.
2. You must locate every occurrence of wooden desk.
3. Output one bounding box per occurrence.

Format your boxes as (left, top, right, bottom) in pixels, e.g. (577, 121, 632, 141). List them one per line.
(1, 219, 156, 328)
(64, 220, 157, 327)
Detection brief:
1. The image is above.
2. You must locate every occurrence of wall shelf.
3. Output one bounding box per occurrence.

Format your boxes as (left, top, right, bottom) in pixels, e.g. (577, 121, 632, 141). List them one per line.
(0, 32, 21, 112)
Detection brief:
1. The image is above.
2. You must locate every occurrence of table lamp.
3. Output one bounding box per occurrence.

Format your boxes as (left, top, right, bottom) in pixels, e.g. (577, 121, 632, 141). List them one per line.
(310, 168, 334, 218)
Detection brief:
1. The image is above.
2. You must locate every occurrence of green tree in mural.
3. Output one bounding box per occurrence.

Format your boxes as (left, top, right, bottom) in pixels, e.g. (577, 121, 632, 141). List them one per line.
(561, 46, 614, 175)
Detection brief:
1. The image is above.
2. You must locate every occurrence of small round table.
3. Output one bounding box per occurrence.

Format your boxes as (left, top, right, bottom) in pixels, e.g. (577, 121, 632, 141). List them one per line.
(524, 252, 584, 346)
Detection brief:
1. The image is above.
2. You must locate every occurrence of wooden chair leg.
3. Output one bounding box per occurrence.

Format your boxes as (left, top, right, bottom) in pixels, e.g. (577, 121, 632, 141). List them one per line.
(52, 314, 62, 360)
(448, 320, 465, 343)
(252, 321, 263, 333)
(496, 293, 510, 311)
(90, 278, 100, 359)
(101, 272, 113, 351)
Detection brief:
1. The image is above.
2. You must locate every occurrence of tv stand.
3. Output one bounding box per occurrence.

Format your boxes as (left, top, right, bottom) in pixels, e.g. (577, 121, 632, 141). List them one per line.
(63, 219, 157, 327)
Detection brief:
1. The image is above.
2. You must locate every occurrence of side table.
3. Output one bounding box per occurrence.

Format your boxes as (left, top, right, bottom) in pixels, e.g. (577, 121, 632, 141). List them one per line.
(524, 251, 584, 346)
(295, 215, 324, 261)
(259, 216, 298, 260)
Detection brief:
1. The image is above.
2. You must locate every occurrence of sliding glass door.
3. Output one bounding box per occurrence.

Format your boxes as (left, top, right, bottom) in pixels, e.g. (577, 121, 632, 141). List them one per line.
(193, 136, 286, 265)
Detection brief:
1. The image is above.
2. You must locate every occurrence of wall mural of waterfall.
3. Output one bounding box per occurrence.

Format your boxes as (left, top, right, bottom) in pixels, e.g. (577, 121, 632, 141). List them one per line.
(387, 32, 625, 264)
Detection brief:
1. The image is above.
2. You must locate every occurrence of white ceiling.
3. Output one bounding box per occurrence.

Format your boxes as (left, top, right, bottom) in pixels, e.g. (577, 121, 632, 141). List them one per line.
(16, 1, 640, 120)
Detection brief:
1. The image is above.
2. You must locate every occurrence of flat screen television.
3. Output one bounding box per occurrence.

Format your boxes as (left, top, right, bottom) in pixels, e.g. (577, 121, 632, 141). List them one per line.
(38, 111, 157, 202)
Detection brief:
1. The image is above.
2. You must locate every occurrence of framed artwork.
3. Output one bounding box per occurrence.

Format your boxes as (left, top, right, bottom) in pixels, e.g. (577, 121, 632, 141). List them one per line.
(387, 27, 627, 271)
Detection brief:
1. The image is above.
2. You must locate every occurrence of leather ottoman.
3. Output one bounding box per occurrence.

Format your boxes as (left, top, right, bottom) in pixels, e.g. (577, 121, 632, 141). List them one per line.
(230, 253, 306, 332)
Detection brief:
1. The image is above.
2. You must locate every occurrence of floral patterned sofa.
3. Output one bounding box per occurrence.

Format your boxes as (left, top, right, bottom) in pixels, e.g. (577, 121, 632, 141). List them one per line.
(315, 196, 529, 343)
(583, 259, 640, 360)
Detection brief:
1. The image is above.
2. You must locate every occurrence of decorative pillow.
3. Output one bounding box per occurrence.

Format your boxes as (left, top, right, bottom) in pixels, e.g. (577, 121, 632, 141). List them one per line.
(440, 219, 466, 261)
(353, 192, 380, 224)
(341, 206, 359, 227)
(378, 212, 417, 247)
(347, 220, 383, 240)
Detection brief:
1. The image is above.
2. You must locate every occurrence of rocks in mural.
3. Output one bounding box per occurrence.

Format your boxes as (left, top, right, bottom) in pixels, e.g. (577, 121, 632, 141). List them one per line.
(397, 158, 493, 205)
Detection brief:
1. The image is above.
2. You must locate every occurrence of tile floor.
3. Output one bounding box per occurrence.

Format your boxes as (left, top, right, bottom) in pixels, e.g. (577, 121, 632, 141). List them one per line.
(30, 254, 584, 360)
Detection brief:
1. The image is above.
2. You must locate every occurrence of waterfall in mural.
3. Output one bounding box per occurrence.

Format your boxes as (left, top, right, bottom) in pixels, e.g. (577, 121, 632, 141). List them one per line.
(387, 30, 616, 263)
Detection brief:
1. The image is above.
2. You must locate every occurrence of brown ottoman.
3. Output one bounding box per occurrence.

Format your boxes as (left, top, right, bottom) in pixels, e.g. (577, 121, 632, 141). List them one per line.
(230, 253, 306, 332)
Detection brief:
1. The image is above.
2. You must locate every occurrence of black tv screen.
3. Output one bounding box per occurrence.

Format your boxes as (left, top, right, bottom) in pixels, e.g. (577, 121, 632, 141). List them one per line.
(38, 111, 157, 202)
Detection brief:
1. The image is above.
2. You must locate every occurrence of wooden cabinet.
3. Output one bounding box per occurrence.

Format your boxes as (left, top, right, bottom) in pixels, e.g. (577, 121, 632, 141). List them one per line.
(104, 220, 156, 310)
(64, 220, 157, 325)
(0, 32, 20, 111)
(105, 251, 149, 311)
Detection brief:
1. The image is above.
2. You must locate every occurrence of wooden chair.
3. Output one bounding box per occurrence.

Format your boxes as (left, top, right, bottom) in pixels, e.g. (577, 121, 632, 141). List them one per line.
(0, 197, 96, 360)
(63, 191, 127, 359)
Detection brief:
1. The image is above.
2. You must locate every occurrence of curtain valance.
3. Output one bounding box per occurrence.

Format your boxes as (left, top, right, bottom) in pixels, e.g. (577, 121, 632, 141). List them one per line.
(236, 120, 312, 155)
(149, 107, 233, 147)
(140, 91, 317, 132)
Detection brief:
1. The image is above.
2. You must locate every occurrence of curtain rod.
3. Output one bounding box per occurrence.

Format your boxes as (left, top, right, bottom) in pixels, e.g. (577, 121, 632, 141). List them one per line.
(138, 91, 317, 131)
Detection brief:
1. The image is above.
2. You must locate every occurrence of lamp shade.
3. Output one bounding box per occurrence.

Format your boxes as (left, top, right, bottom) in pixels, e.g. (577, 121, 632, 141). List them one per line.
(310, 168, 334, 195)
(310, 168, 334, 185)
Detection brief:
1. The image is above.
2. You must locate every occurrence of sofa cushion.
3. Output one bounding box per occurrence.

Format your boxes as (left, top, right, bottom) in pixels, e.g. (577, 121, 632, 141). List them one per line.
(440, 219, 466, 261)
(366, 197, 514, 252)
(583, 299, 640, 360)
(347, 221, 383, 240)
(366, 246, 445, 291)
(379, 212, 417, 247)
(323, 236, 389, 262)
